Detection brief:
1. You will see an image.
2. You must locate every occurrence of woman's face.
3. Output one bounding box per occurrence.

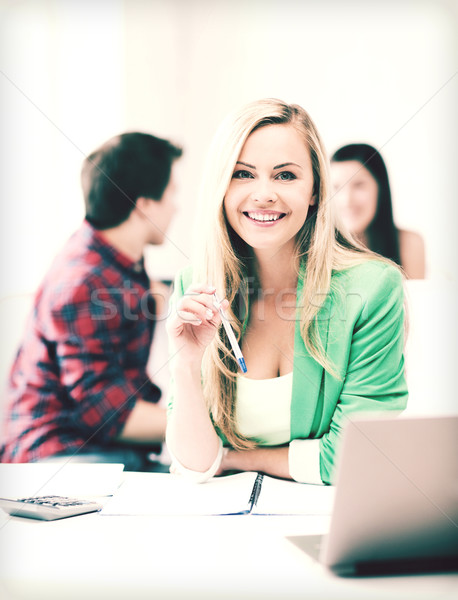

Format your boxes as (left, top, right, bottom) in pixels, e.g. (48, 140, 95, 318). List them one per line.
(330, 160, 378, 235)
(223, 124, 316, 257)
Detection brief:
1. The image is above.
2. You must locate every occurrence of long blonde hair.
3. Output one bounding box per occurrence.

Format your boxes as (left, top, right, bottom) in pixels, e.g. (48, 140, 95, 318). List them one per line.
(193, 98, 377, 450)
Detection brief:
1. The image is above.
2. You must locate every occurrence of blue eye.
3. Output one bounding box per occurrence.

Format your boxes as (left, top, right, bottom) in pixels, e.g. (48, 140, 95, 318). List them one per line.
(276, 171, 296, 181)
(232, 170, 254, 179)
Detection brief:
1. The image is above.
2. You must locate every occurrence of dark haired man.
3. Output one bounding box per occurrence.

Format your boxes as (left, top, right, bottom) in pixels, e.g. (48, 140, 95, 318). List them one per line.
(1, 133, 182, 470)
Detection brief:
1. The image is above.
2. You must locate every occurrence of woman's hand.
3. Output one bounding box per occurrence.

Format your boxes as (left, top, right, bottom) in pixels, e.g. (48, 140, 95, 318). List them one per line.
(167, 283, 228, 366)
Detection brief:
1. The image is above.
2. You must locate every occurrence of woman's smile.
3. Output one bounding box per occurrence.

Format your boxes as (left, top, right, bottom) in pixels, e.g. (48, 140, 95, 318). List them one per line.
(243, 210, 287, 225)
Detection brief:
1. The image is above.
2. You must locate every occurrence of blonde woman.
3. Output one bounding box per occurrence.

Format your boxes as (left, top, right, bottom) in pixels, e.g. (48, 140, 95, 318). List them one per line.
(166, 99, 408, 485)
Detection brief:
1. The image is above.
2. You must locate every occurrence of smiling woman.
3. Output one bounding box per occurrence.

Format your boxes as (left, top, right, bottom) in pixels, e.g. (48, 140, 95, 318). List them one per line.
(224, 125, 316, 254)
(165, 99, 408, 486)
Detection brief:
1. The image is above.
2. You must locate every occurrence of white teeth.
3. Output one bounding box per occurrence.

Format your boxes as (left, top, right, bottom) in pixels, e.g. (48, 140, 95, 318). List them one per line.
(247, 212, 282, 222)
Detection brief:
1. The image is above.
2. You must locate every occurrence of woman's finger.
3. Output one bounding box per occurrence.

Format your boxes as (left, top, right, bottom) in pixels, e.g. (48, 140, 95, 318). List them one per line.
(174, 309, 202, 325)
(182, 291, 216, 312)
(185, 283, 216, 295)
(177, 296, 218, 322)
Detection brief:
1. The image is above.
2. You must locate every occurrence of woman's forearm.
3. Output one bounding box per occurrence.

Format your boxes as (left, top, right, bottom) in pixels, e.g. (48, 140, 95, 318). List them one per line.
(166, 360, 221, 472)
(166, 283, 225, 473)
(222, 446, 292, 480)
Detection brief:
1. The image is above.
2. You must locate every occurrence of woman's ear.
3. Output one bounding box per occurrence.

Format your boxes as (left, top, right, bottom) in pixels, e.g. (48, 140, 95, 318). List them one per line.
(135, 196, 151, 212)
(310, 194, 317, 206)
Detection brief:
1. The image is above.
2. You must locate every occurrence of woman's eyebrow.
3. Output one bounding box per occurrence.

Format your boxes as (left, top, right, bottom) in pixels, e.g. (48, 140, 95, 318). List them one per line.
(236, 161, 256, 169)
(273, 162, 302, 170)
(236, 160, 302, 170)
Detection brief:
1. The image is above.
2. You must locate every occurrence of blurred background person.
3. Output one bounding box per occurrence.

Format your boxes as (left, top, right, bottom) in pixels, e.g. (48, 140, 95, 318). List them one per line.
(0, 132, 182, 470)
(330, 143, 425, 279)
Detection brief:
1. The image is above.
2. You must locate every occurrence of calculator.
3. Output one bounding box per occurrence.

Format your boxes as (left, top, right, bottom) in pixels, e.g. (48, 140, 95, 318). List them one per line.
(0, 495, 103, 520)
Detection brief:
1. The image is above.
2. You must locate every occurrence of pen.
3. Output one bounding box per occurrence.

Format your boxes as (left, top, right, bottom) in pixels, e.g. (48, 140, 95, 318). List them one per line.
(213, 293, 247, 373)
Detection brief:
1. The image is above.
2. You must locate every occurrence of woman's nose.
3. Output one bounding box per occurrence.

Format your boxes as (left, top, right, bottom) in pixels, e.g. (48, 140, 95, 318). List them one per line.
(251, 179, 278, 203)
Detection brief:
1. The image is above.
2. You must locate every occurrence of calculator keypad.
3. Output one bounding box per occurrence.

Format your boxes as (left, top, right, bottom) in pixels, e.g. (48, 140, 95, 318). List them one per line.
(0, 495, 102, 520)
(17, 496, 92, 507)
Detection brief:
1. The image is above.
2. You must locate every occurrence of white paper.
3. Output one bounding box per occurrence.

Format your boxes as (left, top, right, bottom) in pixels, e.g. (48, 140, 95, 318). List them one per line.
(254, 476, 335, 515)
(101, 472, 258, 516)
(0, 463, 125, 499)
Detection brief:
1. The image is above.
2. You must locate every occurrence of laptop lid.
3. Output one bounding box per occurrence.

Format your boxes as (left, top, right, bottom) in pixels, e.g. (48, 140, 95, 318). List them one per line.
(290, 415, 458, 576)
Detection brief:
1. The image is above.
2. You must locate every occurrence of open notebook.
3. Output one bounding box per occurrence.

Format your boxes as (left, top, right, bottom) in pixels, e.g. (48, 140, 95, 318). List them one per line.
(101, 471, 335, 516)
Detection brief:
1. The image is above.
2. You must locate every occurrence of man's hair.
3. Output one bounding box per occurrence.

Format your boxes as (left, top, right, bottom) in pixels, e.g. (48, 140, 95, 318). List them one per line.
(81, 132, 182, 229)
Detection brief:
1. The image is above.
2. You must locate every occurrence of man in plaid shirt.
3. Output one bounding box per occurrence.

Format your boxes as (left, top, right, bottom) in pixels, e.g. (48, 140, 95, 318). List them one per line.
(1, 132, 182, 469)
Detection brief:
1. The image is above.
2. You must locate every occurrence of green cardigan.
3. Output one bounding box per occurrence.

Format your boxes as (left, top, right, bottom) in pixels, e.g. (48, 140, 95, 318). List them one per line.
(168, 260, 408, 485)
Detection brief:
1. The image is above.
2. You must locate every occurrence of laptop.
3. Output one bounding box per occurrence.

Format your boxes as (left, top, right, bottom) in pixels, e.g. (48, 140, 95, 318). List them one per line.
(288, 414, 458, 576)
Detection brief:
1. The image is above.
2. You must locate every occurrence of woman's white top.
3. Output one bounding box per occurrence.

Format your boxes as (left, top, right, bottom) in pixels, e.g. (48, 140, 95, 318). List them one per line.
(236, 372, 293, 444)
(169, 372, 323, 484)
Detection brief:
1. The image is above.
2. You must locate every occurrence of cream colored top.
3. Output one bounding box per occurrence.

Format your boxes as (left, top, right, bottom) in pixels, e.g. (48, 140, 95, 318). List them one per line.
(236, 373, 322, 485)
(169, 372, 323, 485)
(236, 372, 293, 445)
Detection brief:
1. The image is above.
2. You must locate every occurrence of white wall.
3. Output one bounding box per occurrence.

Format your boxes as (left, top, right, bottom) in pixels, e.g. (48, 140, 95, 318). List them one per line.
(1, 0, 125, 296)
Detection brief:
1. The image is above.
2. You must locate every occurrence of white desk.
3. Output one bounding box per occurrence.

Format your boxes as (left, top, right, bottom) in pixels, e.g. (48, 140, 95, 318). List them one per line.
(1, 473, 457, 600)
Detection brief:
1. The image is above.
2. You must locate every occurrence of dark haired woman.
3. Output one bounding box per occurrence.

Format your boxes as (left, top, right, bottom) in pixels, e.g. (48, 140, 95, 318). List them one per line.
(331, 143, 425, 279)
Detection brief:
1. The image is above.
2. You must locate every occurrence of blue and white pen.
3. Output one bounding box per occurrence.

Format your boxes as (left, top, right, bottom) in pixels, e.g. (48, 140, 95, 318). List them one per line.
(213, 292, 247, 374)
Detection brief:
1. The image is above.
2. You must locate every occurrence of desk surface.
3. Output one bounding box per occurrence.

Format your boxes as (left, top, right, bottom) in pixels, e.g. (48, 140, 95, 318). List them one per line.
(1, 473, 457, 600)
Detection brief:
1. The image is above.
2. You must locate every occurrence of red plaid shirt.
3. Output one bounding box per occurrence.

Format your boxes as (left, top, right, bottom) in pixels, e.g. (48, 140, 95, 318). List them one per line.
(1, 220, 161, 462)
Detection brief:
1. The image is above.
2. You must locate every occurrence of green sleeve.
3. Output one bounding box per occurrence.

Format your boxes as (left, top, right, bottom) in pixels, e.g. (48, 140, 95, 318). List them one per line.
(319, 264, 408, 484)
